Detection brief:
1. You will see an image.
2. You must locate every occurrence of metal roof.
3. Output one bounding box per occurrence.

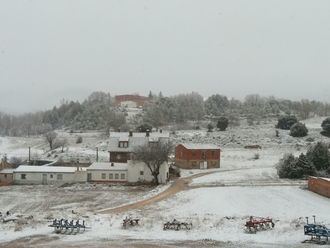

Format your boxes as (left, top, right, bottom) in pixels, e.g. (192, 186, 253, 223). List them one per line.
(87, 162, 128, 171)
(180, 143, 221, 150)
(110, 131, 170, 138)
(14, 165, 77, 173)
(0, 169, 14, 174)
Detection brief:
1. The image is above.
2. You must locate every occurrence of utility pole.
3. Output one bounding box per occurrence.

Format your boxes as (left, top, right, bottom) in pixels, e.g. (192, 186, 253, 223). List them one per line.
(28, 147, 31, 163)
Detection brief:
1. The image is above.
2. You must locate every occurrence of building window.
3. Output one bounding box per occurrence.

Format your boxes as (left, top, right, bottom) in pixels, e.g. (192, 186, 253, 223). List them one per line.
(102, 173, 106, 179)
(121, 173, 125, 179)
(21, 174, 26, 180)
(109, 173, 113, 179)
(57, 174, 63, 180)
(115, 173, 119, 179)
(118, 141, 128, 148)
(50, 174, 53, 179)
(140, 171, 144, 176)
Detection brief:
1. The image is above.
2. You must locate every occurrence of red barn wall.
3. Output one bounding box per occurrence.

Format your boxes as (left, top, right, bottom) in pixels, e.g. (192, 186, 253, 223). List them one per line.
(308, 177, 330, 198)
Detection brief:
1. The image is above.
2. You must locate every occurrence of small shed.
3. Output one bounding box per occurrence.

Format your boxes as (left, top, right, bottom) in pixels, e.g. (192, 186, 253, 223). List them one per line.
(13, 165, 86, 185)
(0, 169, 14, 185)
(308, 177, 330, 198)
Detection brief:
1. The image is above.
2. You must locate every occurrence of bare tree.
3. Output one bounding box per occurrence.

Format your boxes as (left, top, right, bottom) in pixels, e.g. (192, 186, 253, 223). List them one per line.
(54, 137, 68, 152)
(45, 131, 57, 150)
(134, 142, 173, 185)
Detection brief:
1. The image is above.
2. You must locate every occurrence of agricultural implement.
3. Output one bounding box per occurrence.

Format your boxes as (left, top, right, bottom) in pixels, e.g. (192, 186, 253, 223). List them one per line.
(303, 216, 330, 245)
(245, 216, 275, 233)
(122, 216, 140, 229)
(49, 219, 89, 234)
(163, 219, 192, 231)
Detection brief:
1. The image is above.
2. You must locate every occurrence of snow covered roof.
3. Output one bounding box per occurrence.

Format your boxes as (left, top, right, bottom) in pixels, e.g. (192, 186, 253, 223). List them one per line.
(110, 131, 170, 139)
(14, 165, 77, 173)
(0, 168, 14, 174)
(320, 177, 330, 182)
(181, 143, 221, 150)
(87, 162, 128, 171)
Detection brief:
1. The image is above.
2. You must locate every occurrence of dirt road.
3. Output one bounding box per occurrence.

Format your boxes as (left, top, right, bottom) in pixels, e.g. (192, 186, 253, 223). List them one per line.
(98, 171, 215, 214)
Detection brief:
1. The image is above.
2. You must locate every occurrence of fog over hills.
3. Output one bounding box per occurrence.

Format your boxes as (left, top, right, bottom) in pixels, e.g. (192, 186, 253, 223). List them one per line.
(1, 0, 330, 113)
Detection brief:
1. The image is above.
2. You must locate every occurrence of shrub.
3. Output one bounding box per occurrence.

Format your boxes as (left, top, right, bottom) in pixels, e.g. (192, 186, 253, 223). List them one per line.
(306, 142, 330, 171)
(217, 117, 229, 131)
(276, 115, 298, 130)
(247, 115, 255, 126)
(207, 123, 214, 132)
(321, 117, 330, 137)
(137, 124, 152, 132)
(277, 153, 315, 179)
(290, 122, 308, 137)
(76, 136, 83, 144)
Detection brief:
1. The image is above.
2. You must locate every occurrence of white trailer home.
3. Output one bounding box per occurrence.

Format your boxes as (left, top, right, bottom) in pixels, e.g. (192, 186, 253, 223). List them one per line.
(13, 165, 86, 185)
(87, 160, 169, 184)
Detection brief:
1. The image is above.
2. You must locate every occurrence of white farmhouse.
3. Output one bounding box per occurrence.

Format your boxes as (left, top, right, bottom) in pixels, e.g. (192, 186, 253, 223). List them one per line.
(13, 165, 87, 185)
(86, 162, 128, 183)
(87, 160, 169, 184)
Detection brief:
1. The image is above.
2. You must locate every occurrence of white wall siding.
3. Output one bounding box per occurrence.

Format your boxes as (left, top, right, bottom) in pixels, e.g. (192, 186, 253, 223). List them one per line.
(127, 161, 169, 184)
(13, 171, 86, 185)
(87, 170, 127, 182)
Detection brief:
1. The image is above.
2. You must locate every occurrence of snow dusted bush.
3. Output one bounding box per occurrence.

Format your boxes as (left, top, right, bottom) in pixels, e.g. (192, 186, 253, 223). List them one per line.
(290, 122, 308, 137)
(321, 117, 330, 137)
(277, 153, 315, 179)
(306, 142, 330, 171)
(207, 123, 214, 132)
(76, 136, 83, 144)
(217, 117, 229, 131)
(276, 115, 298, 130)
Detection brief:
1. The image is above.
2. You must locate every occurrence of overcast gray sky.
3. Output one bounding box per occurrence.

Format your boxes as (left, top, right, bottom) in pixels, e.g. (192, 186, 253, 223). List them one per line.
(0, 0, 330, 113)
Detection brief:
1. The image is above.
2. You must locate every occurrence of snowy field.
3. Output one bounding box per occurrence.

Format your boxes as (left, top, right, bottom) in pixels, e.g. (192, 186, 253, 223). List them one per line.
(0, 117, 329, 247)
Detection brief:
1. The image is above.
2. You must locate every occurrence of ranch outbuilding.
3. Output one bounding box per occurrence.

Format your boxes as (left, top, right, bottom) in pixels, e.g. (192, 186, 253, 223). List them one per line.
(308, 176, 330, 198)
(13, 165, 87, 185)
(175, 143, 221, 169)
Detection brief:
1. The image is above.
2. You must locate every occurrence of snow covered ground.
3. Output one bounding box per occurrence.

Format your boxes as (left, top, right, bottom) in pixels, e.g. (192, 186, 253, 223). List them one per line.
(0, 117, 329, 247)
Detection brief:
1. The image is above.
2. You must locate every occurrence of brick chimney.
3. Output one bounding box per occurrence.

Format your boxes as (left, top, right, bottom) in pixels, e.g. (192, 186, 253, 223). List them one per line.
(129, 131, 133, 137)
(146, 129, 150, 137)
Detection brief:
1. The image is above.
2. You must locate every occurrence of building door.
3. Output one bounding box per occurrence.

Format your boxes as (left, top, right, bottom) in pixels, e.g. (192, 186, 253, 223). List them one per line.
(42, 174, 47, 185)
(87, 173, 92, 182)
(199, 161, 207, 169)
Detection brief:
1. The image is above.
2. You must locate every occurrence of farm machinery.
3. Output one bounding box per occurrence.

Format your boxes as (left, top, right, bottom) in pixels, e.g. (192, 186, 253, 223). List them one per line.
(245, 216, 275, 233)
(303, 216, 330, 245)
(163, 219, 192, 231)
(122, 216, 140, 229)
(49, 218, 89, 234)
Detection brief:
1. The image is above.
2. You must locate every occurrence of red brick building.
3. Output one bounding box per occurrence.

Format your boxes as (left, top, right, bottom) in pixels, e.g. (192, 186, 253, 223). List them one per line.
(175, 143, 221, 169)
(308, 177, 330, 198)
(115, 94, 149, 108)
